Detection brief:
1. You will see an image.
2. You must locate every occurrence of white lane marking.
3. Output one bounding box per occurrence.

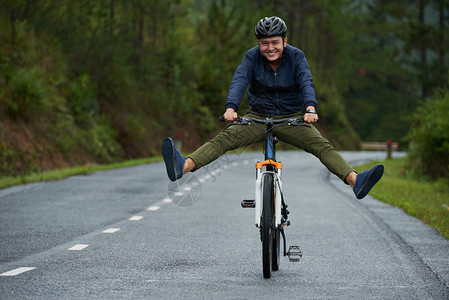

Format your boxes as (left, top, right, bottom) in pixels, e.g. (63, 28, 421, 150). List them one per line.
(129, 216, 143, 221)
(163, 198, 172, 203)
(102, 228, 120, 233)
(147, 206, 160, 211)
(68, 244, 89, 251)
(0, 267, 36, 276)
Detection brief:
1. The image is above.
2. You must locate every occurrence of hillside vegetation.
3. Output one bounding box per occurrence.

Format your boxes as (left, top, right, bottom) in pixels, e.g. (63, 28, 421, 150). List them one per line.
(1, 0, 447, 179)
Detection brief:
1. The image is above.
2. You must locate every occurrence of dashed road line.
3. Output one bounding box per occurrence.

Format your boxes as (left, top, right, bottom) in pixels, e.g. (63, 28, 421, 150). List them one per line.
(0, 199, 170, 279)
(102, 228, 120, 233)
(68, 244, 89, 251)
(0, 267, 36, 276)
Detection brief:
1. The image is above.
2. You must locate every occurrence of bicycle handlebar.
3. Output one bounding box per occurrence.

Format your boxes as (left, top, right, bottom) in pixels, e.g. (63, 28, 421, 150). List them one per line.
(219, 115, 307, 126)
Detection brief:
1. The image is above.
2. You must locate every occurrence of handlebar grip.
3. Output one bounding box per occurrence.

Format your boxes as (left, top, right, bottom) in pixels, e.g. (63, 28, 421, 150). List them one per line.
(220, 116, 243, 122)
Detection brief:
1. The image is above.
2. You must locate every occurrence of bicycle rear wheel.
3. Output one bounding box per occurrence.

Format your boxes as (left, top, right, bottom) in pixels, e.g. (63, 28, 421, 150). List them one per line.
(261, 175, 274, 278)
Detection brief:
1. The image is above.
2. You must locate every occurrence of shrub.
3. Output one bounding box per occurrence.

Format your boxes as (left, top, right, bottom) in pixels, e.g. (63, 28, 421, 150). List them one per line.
(407, 90, 449, 180)
(5, 68, 46, 120)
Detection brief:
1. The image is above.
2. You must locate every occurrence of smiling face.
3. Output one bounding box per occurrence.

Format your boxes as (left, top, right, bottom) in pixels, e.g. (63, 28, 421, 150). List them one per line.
(258, 36, 287, 62)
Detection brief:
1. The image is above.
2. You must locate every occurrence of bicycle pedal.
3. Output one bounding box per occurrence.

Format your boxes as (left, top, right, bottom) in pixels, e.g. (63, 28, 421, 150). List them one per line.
(286, 246, 302, 262)
(241, 199, 255, 208)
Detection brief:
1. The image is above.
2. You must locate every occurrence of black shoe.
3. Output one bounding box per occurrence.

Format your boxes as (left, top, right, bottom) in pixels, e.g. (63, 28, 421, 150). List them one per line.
(353, 164, 384, 199)
(162, 137, 185, 181)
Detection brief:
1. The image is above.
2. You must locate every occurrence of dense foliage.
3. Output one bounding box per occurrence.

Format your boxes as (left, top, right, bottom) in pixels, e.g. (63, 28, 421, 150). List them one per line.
(0, 0, 447, 178)
(407, 91, 449, 180)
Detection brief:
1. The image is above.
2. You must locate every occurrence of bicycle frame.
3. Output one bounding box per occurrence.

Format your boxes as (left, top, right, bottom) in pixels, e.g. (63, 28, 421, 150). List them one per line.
(221, 115, 306, 229)
(221, 115, 306, 276)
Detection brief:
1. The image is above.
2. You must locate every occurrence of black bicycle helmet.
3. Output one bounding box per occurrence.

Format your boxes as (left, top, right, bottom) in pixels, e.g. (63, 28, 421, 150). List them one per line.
(255, 16, 287, 39)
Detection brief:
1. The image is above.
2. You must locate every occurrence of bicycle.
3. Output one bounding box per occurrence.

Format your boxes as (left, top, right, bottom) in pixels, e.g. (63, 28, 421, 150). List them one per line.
(220, 115, 306, 278)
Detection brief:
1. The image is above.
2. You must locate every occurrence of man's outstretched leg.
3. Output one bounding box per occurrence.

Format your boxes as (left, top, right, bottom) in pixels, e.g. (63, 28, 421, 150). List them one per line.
(274, 120, 384, 200)
(162, 112, 266, 181)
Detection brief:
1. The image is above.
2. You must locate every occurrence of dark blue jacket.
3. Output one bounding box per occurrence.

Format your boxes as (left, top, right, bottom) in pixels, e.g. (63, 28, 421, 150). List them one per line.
(225, 44, 317, 116)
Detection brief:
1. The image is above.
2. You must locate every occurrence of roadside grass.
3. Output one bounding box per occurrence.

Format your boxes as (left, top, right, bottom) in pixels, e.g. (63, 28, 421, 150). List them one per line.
(355, 157, 449, 240)
(0, 157, 162, 190)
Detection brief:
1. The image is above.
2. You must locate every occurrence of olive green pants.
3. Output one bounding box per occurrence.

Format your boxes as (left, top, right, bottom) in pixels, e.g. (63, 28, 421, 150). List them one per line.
(189, 111, 354, 182)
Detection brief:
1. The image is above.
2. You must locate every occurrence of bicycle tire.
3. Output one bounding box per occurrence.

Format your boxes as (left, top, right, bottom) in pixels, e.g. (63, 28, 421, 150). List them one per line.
(271, 176, 280, 271)
(272, 227, 280, 271)
(261, 175, 274, 278)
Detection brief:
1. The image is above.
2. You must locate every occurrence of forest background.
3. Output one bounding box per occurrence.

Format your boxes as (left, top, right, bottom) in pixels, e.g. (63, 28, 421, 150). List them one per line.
(0, 0, 448, 181)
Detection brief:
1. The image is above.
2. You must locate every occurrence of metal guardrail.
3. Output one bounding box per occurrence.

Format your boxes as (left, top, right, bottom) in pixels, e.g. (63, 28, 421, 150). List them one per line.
(361, 141, 398, 159)
(361, 142, 399, 151)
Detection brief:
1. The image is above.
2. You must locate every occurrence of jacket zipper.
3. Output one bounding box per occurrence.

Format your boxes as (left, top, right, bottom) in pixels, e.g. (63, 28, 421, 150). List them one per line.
(274, 71, 278, 99)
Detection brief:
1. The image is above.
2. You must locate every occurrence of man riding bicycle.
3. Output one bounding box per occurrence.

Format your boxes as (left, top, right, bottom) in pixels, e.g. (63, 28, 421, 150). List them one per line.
(162, 16, 383, 200)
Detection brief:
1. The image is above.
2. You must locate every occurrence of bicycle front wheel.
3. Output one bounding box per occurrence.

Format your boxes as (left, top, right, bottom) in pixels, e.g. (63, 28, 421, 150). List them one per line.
(261, 174, 274, 278)
(272, 226, 280, 271)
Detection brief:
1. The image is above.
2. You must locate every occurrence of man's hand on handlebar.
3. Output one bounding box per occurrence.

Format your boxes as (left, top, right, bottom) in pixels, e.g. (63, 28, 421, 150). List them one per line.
(223, 108, 238, 123)
(303, 106, 319, 124)
(303, 113, 319, 124)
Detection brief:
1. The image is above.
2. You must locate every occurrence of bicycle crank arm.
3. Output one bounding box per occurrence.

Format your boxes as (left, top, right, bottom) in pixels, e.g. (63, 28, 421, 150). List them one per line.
(280, 228, 287, 257)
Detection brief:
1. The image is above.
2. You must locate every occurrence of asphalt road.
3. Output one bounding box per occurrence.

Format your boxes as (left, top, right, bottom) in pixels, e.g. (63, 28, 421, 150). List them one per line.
(1, 151, 448, 299)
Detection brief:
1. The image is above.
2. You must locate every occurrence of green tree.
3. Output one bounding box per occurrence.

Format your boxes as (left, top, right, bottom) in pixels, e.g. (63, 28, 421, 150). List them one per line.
(340, 0, 422, 143)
